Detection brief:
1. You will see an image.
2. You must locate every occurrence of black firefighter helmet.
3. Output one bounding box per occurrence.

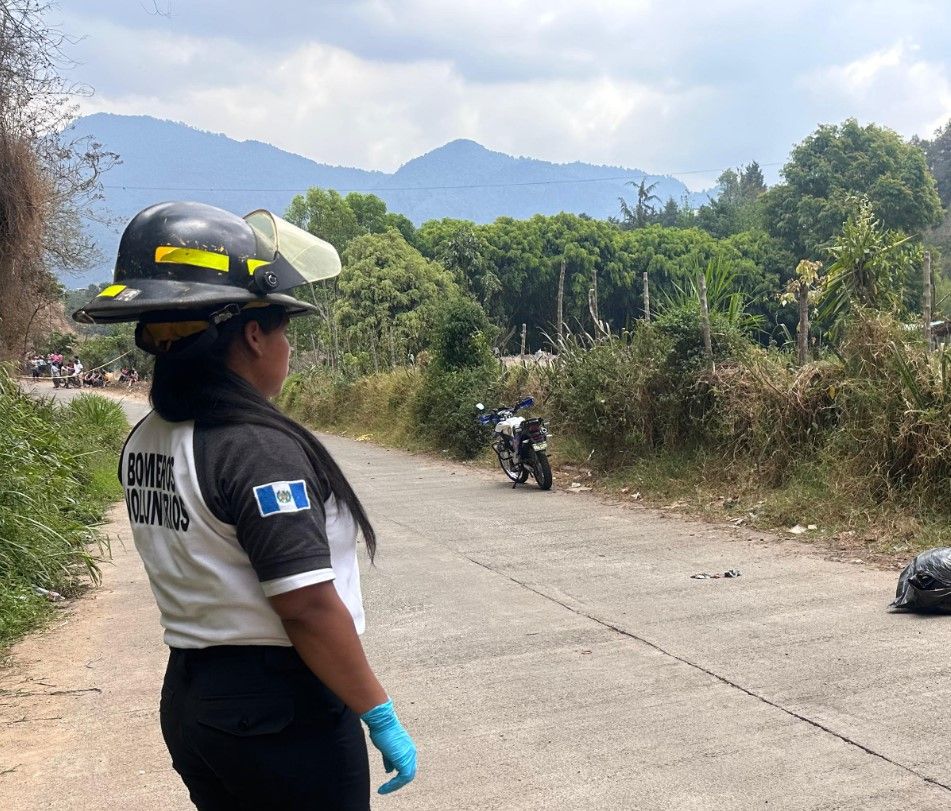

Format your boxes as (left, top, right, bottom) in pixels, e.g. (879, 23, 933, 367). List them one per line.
(73, 201, 340, 327)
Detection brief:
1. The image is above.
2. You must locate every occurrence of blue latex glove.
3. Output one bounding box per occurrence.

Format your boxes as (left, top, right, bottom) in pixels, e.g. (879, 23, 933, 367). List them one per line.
(360, 699, 418, 795)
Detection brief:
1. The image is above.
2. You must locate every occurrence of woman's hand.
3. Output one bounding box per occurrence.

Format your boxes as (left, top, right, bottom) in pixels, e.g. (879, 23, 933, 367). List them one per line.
(361, 699, 418, 794)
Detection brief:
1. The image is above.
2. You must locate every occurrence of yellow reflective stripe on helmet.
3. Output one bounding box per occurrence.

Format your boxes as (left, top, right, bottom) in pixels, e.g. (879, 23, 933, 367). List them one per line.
(97, 284, 127, 298)
(155, 246, 229, 273)
(246, 258, 270, 275)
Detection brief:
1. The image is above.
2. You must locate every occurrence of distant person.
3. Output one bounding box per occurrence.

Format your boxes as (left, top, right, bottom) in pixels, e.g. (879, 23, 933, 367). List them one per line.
(72, 201, 417, 809)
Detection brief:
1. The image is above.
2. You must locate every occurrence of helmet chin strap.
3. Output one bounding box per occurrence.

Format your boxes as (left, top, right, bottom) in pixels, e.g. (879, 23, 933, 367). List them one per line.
(134, 302, 274, 356)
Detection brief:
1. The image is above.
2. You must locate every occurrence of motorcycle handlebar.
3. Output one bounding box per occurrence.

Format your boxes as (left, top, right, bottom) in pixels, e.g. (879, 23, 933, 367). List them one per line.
(476, 396, 536, 425)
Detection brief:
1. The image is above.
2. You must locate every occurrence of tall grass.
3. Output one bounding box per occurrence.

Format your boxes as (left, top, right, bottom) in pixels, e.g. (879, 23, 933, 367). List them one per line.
(0, 373, 127, 646)
(281, 366, 424, 448)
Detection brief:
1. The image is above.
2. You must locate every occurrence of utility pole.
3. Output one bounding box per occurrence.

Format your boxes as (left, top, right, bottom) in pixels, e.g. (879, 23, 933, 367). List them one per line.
(923, 250, 933, 352)
(642, 272, 651, 323)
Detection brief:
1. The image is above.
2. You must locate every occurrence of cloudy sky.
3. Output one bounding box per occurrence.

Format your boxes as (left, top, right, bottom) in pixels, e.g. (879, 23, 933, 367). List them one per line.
(60, 0, 951, 189)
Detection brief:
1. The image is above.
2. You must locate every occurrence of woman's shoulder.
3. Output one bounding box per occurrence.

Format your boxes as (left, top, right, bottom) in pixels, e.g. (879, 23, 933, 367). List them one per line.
(195, 421, 305, 456)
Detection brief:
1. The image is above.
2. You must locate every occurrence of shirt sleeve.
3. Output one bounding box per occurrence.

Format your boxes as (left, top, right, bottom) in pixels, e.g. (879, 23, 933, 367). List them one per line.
(193, 423, 333, 588)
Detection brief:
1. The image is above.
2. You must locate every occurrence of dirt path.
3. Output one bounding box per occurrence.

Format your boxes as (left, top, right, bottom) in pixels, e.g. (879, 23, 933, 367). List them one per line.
(0, 504, 189, 809)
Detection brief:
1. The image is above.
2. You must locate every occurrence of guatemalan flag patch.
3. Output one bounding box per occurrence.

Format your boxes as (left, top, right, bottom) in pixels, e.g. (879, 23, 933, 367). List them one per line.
(253, 480, 310, 517)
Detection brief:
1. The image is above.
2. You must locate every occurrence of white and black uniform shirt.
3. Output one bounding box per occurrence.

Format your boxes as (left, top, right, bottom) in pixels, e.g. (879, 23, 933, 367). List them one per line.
(120, 411, 364, 649)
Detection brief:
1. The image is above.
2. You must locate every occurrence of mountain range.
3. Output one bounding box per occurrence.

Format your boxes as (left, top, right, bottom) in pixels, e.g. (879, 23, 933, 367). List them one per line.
(65, 113, 714, 286)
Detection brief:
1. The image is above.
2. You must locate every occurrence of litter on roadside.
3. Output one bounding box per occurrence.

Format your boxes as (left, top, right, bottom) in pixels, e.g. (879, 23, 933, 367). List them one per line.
(890, 547, 951, 613)
(33, 586, 64, 602)
(690, 569, 742, 580)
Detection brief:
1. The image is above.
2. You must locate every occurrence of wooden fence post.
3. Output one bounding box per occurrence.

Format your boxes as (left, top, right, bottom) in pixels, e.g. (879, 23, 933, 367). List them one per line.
(797, 281, 809, 365)
(590, 265, 600, 325)
(642, 272, 651, 323)
(520, 323, 527, 356)
(556, 259, 565, 345)
(923, 250, 933, 352)
(697, 272, 713, 369)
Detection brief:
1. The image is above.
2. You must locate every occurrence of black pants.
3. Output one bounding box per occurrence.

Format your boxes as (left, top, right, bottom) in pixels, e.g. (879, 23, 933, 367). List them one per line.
(160, 646, 370, 810)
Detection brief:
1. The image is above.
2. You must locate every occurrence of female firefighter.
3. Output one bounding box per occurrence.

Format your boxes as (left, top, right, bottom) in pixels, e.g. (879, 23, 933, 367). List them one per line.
(74, 201, 417, 810)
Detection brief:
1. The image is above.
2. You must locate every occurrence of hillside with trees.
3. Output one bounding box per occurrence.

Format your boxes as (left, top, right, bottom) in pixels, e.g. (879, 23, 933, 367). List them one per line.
(64, 114, 711, 286)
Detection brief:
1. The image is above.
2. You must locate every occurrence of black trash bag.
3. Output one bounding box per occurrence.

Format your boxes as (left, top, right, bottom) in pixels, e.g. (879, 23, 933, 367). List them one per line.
(890, 547, 951, 613)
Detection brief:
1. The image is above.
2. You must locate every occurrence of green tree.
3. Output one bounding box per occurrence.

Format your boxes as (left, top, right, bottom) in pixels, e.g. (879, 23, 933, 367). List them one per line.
(77, 323, 153, 377)
(740, 161, 767, 201)
(414, 218, 476, 259)
(430, 296, 495, 371)
(336, 230, 457, 373)
(914, 118, 951, 208)
(344, 192, 388, 235)
(657, 197, 683, 227)
(762, 119, 942, 260)
(384, 211, 417, 245)
(436, 224, 501, 312)
(695, 163, 767, 238)
(481, 213, 622, 346)
(286, 188, 360, 252)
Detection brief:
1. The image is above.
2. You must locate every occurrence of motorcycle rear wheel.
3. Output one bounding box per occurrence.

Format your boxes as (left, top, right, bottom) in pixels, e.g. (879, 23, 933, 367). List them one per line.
(498, 451, 529, 483)
(532, 451, 553, 490)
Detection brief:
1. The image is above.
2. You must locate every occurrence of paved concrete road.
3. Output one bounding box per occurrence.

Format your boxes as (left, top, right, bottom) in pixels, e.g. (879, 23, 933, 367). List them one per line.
(2, 391, 950, 809)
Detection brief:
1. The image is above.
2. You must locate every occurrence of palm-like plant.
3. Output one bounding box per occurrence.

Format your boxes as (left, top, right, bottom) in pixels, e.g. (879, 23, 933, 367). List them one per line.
(817, 196, 912, 329)
(617, 179, 661, 229)
(659, 257, 763, 333)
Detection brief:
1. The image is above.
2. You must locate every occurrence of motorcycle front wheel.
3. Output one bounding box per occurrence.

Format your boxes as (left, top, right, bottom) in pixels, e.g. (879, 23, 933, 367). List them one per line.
(531, 451, 553, 490)
(498, 450, 529, 483)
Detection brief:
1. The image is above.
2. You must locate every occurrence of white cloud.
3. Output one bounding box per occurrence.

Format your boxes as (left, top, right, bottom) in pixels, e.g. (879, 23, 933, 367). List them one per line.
(75, 26, 723, 176)
(799, 40, 951, 138)
(65, 1, 951, 187)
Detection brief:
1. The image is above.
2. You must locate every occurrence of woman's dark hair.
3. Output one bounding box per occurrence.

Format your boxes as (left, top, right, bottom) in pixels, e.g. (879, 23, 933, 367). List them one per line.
(149, 305, 376, 559)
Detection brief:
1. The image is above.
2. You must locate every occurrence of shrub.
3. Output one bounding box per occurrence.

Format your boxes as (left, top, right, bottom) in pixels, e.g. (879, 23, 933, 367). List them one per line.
(413, 367, 494, 458)
(544, 324, 706, 462)
(700, 354, 840, 484)
(412, 296, 498, 458)
(0, 371, 127, 646)
(828, 313, 951, 501)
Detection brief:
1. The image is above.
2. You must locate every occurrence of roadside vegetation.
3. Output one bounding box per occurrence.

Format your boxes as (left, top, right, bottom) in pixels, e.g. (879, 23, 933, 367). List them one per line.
(281, 308, 951, 560)
(0, 369, 127, 646)
(279, 118, 951, 561)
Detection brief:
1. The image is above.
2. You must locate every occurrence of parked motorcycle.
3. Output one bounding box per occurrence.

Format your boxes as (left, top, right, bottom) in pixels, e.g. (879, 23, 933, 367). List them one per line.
(477, 397, 553, 490)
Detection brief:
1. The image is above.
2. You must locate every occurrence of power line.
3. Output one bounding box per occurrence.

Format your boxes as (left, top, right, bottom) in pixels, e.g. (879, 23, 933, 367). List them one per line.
(102, 162, 784, 194)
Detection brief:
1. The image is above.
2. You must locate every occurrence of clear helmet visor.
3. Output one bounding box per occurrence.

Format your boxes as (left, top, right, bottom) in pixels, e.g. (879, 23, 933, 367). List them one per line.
(244, 209, 342, 289)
